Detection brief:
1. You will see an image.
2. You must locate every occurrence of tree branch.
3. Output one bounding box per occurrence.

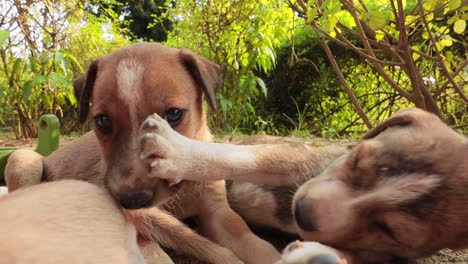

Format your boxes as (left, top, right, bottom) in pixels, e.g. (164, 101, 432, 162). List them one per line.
(311, 21, 373, 129)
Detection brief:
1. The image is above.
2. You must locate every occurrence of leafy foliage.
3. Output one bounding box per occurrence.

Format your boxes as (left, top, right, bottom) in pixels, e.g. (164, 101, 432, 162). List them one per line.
(87, 0, 173, 41)
(0, 0, 130, 138)
(287, 0, 467, 135)
(0, 0, 465, 138)
(161, 0, 295, 133)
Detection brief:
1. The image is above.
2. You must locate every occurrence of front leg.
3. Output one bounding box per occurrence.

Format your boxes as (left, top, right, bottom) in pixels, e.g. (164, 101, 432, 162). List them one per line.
(139, 114, 347, 186)
(5, 149, 45, 191)
(125, 207, 243, 264)
(197, 181, 281, 264)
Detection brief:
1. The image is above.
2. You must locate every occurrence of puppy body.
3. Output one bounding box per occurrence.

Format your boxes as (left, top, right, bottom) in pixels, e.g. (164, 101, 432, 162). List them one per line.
(138, 108, 468, 263)
(5, 43, 278, 264)
(0, 180, 159, 264)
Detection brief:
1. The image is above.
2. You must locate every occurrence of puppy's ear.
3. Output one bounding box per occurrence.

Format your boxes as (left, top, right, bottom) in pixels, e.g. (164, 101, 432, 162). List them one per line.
(73, 75, 85, 101)
(75, 60, 99, 123)
(179, 49, 222, 111)
(363, 109, 416, 139)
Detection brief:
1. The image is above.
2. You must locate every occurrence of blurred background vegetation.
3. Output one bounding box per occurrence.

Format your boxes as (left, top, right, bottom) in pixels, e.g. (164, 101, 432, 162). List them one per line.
(0, 0, 466, 139)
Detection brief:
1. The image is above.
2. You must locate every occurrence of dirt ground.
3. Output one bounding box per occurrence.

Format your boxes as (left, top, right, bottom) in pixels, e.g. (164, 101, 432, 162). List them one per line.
(2, 134, 468, 263)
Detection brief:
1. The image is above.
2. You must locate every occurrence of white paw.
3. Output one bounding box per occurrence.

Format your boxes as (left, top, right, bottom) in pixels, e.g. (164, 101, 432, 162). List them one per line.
(0, 186, 8, 197)
(138, 114, 190, 183)
(276, 241, 346, 264)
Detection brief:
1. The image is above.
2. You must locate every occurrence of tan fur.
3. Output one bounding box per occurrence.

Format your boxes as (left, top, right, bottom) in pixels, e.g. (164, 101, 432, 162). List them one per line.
(5, 43, 278, 264)
(292, 108, 468, 262)
(138, 107, 468, 263)
(0, 180, 153, 264)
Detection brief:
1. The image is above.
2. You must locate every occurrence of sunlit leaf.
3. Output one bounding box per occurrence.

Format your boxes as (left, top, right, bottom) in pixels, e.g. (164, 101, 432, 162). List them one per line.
(367, 11, 387, 30)
(256, 77, 267, 98)
(375, 31, 385, 41)
(453, 19, 466, 34)
(307, 7, 318, 22)
(439, 35, 453, 47)
(0, 30, 9, 47)
(22, 80, 33, 102)
(448, 0, 461, 12)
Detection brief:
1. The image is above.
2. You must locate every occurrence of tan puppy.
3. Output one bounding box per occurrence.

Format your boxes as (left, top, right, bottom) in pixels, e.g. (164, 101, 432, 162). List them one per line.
(0, 180, 174, 264)
(5, 42, 278, 264)
(138, 108, 468, 263)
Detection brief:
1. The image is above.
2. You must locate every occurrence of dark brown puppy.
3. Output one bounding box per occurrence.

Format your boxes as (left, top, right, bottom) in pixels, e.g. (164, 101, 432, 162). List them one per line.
(5, 42, 279, 264)
(138, 108, 467, 263)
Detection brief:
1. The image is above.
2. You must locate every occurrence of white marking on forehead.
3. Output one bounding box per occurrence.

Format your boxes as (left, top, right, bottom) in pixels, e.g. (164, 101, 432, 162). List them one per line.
(116, 58, 145, 150)
(116, 58, 144, 105)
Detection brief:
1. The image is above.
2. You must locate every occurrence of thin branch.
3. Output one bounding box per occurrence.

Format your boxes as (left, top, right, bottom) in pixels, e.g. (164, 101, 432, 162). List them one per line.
(340, 0, 413, 101)
(417, 0, 468, 104)
(433, 59, 468, 99)
(311, 21, 373, 129)
(334, 30, 405, 66)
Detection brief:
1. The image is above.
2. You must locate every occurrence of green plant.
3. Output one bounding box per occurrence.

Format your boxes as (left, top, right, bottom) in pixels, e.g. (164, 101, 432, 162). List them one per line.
(162, 0, 295, 133)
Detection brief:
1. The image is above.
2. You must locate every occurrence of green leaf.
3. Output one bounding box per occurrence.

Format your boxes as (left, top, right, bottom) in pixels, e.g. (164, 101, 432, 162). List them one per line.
(335, 10, 355, 29)
(448, 0, 461, 12)
(307, 7, 318, 22)
(12, 58, 23, 79)
(49, 72, 68, 89)
(256, 77, 267, 97)
(0, 30, 9, 47)
(23, 80, 33, 102)
(368, 11, 387, 30)
(453, 19, 466, 34)
(33, 75, 48, 87)
(439, 35, 453, 47)
(447, 15, 459, 25)
(375, 31, 385, 41)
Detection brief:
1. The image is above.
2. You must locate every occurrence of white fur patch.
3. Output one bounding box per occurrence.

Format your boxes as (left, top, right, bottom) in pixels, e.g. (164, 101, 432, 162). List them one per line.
(0, 186, 8, 197)
(116, 58, 145, 144)
(116, 59, 144, 106)
(278, 241, 340, 264)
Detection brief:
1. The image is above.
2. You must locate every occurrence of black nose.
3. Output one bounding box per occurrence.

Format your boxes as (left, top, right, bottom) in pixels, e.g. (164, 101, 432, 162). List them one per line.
(308, 254, 339, 264)
(119, 190, 154, 209)
(294, 198, 318, 232)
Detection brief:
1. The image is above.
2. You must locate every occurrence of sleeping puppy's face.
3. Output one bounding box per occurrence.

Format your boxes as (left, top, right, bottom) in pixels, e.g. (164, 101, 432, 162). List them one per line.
(293, 108, 468, 259)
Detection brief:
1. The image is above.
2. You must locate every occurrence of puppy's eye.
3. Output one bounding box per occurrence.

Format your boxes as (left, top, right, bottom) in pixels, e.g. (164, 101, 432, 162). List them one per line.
(94, 114, 112, 134)
(164, 108, 184, 127)
(375, 221, 395, 240)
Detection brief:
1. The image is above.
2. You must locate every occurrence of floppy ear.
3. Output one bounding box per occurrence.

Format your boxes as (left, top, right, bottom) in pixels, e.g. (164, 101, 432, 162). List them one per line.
(363, 110, 415, 139)
(73, 75, 85, 101)
(73, 60, 99, 123)
(179, 49, 222, 111)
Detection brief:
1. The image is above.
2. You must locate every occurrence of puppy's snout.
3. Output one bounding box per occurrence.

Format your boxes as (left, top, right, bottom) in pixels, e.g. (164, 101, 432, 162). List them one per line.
(118, 190, 154, 209)
(294, 198, 318, 232)
(307, 254, 340, 264)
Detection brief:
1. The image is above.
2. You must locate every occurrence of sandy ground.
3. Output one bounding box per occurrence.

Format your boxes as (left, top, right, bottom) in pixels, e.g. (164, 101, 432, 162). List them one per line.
(2, 135, 468, 263)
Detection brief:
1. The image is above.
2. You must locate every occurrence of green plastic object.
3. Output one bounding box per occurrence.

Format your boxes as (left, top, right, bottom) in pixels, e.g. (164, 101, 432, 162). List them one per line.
(35, 115, 60, 156)
(0, 115, 60, 185)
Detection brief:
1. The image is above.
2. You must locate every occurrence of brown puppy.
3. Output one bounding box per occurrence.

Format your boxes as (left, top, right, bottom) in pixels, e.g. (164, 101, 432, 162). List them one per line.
(0, 180, 174, 264)
(138, 108, 468, 263)
(5, 43, 279, 263)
